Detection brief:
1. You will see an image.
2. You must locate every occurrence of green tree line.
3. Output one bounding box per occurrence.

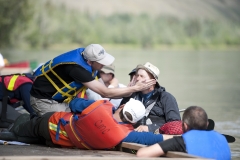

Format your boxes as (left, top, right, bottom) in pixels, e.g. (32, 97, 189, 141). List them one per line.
(1, 0, 240, 49)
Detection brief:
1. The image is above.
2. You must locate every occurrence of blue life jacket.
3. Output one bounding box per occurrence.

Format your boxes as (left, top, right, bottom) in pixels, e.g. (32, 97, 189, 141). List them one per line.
(182, 130, 231, 160)
(34, 48, 97, 102)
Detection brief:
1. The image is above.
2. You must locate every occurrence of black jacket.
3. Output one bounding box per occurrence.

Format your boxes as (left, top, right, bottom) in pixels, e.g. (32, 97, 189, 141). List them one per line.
(120, 86, 181, 132)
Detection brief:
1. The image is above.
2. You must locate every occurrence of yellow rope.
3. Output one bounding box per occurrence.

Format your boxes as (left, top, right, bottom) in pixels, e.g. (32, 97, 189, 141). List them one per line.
(41, 60, 97, 103)
(41, 60, 76, 103)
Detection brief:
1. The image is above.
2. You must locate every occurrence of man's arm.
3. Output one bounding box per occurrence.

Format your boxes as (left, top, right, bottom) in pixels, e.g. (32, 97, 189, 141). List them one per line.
(69, 98, 95, 113)
(69, 65, 155, 99)
(18, 83, 35, 114)
(86, 78, 119, 101)
(83, 79, 156, 99)
(122, 131, 174, 145)
(137, 143, 164, 157)
(122, 131, 163, 145)
(137, 136, 186, 157)
(108, 77, 119, 88)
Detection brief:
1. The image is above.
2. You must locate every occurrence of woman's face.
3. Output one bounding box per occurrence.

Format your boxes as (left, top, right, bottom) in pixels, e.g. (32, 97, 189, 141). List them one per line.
(100, 71, 113, 83)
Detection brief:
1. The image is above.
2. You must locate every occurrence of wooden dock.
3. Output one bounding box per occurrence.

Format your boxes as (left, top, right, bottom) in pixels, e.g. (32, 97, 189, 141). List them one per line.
(0, 142, 209, 160)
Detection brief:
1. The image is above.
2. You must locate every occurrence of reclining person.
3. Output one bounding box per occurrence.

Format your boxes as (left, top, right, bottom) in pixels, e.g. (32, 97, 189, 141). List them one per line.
(0, 98, 173, 149)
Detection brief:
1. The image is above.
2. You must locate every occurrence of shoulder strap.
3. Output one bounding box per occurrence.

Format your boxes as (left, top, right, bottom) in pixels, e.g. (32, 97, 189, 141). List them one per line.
(0, 76, 14, 123)
(145, 90, 162, 117)
(145, 101, 156, 117)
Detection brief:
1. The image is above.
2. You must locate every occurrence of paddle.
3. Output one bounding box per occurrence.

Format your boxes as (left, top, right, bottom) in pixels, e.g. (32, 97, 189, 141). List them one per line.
(207, 119, 235, 143)
(222, 134, 235, 143)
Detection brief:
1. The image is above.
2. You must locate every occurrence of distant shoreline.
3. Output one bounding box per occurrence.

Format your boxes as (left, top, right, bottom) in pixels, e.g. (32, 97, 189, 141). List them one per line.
(47, 43, 240, 52)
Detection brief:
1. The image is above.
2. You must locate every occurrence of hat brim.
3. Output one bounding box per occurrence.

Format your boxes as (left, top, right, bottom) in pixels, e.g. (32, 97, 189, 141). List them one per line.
(136, 65, 158, 80)
(96, 52, 115, 66)
(100, 68, 114, 75)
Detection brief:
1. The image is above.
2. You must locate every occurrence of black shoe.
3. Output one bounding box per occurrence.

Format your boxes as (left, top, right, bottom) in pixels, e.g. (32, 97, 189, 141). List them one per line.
(0, 131, 18, 141)
(17, 136, 42, 144)
(0, 131, 42, 144)
(0, 128, 10, 132)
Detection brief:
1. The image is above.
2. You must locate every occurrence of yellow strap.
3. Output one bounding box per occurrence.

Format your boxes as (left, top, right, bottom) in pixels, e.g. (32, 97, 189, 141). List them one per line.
(80, 86, 87, 98)
(49, 122, 68, 137)
(41, 60, 97, 103)
(69, 115, 91, 150)
(41, 60, 76, 103)
(48, 61, 76, 92)
(63, 86, 86, 103)
(7, 75, 19, 91)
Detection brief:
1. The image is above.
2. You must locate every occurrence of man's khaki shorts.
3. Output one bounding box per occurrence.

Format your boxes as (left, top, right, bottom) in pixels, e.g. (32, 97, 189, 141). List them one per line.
(30, 95, 70, 116)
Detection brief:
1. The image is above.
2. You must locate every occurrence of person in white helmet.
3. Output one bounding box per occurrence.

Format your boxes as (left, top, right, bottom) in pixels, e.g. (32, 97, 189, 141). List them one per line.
(0, 98, 172, 149)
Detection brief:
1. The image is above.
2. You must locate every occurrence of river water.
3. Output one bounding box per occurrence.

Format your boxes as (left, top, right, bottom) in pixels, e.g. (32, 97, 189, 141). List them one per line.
(3, 48, 240, 159)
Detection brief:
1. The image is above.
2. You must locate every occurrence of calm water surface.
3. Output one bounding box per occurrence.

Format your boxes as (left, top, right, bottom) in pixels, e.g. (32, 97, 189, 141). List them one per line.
(3, 49, 240, 159)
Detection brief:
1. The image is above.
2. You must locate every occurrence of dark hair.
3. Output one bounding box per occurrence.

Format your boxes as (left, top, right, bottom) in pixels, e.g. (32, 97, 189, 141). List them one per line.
(128, 68, 136, 76)
(119, 109, 133, 123)
(129, 69, 136, 81)
(182, 106, 208, 130)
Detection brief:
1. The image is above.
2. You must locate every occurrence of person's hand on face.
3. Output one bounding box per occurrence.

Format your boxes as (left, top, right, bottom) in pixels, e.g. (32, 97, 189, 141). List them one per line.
(132, 69, 156, 90)
(134, 79, 156, 91)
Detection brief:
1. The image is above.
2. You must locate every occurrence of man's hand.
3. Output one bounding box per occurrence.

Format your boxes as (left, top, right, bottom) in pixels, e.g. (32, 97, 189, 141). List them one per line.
(135, 125, 149, 132)
(134, 79, 156, 91)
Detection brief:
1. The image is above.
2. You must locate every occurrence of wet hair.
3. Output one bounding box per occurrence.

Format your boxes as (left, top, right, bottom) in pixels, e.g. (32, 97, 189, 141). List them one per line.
(119, 109, 133, 123)
(182, 106, 208, 130)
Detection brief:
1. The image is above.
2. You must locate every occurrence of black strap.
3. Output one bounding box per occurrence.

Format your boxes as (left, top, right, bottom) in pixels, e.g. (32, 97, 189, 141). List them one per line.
(0, 76, 14, 123)
(144, 90, 162, 117)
